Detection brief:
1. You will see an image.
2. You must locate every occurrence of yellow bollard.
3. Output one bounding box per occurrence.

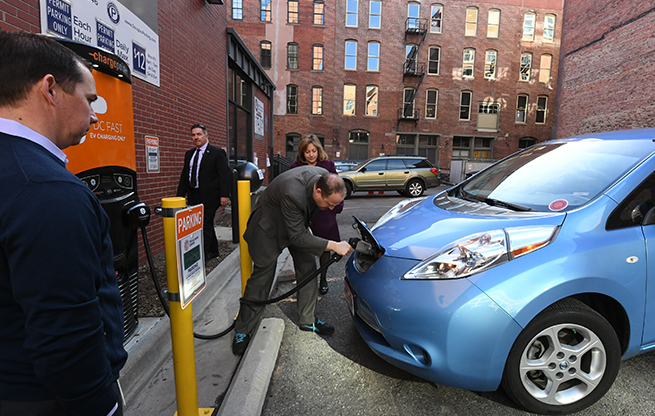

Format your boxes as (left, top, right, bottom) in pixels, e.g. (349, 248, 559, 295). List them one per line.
(161, 197, 213, 416)
(238, 180, 253, 295)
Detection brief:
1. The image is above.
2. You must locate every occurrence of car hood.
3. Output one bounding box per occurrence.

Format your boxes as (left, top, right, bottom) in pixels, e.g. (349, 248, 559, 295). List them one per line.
(371, 193, 567, 261)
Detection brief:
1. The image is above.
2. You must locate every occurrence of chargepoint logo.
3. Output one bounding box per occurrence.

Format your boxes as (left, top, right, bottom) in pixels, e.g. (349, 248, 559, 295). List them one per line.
(107, 2, 120, 24)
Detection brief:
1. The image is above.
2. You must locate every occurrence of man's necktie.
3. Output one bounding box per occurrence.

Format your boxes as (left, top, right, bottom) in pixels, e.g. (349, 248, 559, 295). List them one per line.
(190, 148, 200, 188)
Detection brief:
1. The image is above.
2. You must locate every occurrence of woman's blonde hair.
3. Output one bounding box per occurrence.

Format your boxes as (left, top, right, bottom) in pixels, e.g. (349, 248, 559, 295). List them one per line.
(296, 134, 328, 163)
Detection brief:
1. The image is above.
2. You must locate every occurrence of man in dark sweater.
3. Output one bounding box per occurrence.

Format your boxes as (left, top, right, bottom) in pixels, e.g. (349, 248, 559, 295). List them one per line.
(0, 32, 126, 416)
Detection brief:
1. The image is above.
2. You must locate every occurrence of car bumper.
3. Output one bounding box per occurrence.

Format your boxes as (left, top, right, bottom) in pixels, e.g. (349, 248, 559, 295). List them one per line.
(345, 254, 522, 391)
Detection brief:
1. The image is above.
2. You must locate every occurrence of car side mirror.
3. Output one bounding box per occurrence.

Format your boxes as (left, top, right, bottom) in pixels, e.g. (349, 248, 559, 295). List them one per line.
(632, 201, 655, 225)
(642, 206, 655, 226)
(360, 167, 366, 172)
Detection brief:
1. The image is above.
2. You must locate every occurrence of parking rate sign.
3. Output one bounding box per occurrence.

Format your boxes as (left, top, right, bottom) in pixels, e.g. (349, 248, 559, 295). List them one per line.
(175, 205, 206, 309)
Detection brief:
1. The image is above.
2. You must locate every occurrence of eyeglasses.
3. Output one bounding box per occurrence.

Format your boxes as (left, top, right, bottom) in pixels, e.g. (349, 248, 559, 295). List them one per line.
(191, 124, 206, 131)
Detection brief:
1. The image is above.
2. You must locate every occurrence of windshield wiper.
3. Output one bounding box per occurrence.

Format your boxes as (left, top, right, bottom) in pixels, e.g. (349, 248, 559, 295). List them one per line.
(481, 197, 534, 212)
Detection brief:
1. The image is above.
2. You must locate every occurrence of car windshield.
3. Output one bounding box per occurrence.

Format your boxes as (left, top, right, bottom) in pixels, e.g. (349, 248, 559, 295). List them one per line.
(456, 139, 655, 212)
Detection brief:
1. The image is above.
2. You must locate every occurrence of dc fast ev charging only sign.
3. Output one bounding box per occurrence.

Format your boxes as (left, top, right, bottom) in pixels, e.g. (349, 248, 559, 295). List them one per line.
(175, 205, 206, 309)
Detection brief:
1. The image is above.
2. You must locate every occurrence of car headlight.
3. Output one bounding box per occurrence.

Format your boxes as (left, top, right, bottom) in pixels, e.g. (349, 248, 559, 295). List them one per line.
(372, 197, 427, 230)
(402, 226, 558, 280)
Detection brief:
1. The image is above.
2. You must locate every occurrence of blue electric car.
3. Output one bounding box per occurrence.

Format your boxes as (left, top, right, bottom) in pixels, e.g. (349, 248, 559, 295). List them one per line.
(345, 129, 655, 414)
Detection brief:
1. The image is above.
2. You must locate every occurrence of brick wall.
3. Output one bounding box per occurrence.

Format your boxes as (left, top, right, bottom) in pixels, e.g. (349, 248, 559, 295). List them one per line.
(554, 2, 655, 138)
(227, 0, 563, 174)
(1, 0, 229, 259)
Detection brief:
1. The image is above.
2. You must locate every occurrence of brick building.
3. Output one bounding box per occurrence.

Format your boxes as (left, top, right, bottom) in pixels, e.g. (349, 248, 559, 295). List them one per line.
(227, 0, 563, 180)
(554, 1, 655, 138)
(1, 1, 272, 258)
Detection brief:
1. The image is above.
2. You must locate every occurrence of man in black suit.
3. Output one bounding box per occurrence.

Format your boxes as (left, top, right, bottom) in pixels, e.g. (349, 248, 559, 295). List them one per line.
(177, 124, 231, 258)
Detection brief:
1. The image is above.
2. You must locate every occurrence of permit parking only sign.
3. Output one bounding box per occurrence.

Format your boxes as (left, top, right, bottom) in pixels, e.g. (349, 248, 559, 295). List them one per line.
(175, 204, 206, 309)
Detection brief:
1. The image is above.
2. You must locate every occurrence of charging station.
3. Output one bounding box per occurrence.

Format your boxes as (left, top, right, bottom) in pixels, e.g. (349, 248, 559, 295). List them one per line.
(57, 39, 144, 343)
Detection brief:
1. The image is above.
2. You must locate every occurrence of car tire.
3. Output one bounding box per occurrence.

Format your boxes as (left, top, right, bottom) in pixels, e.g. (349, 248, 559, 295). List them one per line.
(501, 298, 621, 415)
(397, 190, 406, 196)
(345, 182, 353, 199)
(406, 179, 424, 197)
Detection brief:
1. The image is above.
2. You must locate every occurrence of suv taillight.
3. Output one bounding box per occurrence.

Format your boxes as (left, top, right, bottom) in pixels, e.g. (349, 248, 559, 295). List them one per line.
(430, 168, 439, 176)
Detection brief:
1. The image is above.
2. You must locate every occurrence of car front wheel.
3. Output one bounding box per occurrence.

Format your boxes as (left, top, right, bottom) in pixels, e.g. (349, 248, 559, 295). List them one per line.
(501, 298, 621, 415)
(406, 179, 424, 197)
(345, 182, 353, 199)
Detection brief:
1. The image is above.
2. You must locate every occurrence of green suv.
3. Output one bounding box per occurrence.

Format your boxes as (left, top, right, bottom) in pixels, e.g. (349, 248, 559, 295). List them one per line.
(338, 156, 440, 198)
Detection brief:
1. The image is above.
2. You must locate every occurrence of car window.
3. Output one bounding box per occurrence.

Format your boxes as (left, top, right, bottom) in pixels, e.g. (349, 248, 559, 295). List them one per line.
(364, 160, 387, 172)
(460, 140, 655, 212)
(387, 159, 407, 170)
(607, 172, 655, 230)
(404, 158, 432, 169)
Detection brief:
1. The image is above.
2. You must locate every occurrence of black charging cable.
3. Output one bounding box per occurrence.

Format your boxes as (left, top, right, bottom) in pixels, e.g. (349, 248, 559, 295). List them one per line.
(141, 227, 353, 340)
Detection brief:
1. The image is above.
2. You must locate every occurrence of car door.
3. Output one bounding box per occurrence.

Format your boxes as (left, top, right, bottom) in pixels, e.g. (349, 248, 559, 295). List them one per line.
(606, 171, 655, 345)
(385, 158, 410, 189)
(355, 159, 387, 190)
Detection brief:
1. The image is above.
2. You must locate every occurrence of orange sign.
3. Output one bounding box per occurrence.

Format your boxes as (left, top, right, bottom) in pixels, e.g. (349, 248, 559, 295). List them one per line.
(175, 205, 206, 308)
(64, 69, 135, 175)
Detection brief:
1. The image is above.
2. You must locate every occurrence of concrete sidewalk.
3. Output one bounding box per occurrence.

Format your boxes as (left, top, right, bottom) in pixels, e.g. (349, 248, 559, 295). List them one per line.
(121, 243, 292, 416)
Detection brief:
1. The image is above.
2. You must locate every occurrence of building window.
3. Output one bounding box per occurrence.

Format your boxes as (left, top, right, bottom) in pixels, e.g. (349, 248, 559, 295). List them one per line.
(453, 137, 493, 160)
(462, 48, 475, 78)
(477, 102, 499, 131)
(232, 0, 243, 20)
(347, 0, 358, 27)
(287, 85, 298, 114)
(520, 53, 532, 81)
(345, 40, 357, 70)
(370, 1, 381, 29)
(367, 42, 380, 71)
(536, 96, 548, 124)
(286, 133, 302, 157)
(522, 12, 535, 41)
(287, 42, 299, 69)
(460, 91, 472, 120)
(349, 130, 369, 160)
(288, 0, 299, 23)
(516, 94, 528, 123)
(465, 7, 478, 37)
(407, 2, 420, 30)
(430, 4, 443, 34)
(425, 89, 438, 119)
(428, 46, 440, 75)
(366, 85, 378, 116)
(313, 44, 324, 70)
(484, 50, 497, 79)
(314, 1, 325, 25)
(544, 14, 556, 41)
(344, 84, 356, 115)
(403, 88, 416, 118)
(487, 9, 500, 38)
(260, 41, 272, 68)
(261, 0, 272, 22)
(312, 86, 323, 115)
(539, 54, 552, 84)
(519, 137, 537, 149)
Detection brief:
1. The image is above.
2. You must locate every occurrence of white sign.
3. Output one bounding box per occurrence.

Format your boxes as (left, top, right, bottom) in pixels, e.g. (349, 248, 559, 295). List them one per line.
(145, 135, 159, 173)
(40, 0, 161, 86)
(175, 204, 206, 309)
(254, 97, 264, 137)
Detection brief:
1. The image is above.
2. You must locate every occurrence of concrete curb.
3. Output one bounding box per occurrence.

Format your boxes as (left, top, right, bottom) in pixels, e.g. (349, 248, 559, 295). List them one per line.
(216, 318, 285, 416)
(121, 247, 241, 404)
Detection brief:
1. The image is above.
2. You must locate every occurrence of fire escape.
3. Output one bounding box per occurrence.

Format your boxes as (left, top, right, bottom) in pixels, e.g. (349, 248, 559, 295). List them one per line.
(398, 17, 427, 131)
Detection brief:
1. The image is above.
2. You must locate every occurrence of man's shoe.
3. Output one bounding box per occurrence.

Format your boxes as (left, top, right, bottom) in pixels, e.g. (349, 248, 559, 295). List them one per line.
(206, 251, 219, 260)
(299, 319, 334, 336)
(232, 333, 250, 355)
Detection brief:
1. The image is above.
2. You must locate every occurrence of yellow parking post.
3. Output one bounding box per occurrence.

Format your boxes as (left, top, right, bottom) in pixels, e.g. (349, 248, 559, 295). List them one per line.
(161, 197, 213, 416)
(238, 180, 252, 295)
